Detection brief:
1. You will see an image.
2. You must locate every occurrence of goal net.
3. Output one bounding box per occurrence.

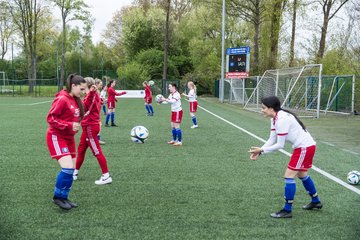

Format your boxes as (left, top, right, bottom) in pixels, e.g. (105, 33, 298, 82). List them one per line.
(224, 77, 259, 104)
(244, 64, 322, 118)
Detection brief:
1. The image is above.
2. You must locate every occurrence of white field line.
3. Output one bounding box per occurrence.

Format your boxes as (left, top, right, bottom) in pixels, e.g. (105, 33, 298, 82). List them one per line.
(5, 100, 53, 106)
(198, 104, 360, 196)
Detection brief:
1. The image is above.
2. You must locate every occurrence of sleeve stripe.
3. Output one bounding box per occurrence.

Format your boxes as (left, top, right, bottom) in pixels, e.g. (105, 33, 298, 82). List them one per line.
(271, 128, 275, 131)
(277, 133, 288, 136)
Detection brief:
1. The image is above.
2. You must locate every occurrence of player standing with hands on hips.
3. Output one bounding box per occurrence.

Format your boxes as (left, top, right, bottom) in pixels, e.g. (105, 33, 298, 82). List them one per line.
(182, 81, 198, 128)
(46, 74, 86, 210)
(105, 80, 126, 127)
(249, 96, 322, 218)
(160, 83, 183, 146)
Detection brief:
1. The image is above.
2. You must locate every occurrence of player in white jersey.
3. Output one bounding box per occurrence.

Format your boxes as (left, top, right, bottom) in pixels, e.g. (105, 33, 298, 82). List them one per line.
(182, 81, 198, 128)
(160, 83, 183, 146)
(100, 85, 107, 115)
(249, 96, 322, 218)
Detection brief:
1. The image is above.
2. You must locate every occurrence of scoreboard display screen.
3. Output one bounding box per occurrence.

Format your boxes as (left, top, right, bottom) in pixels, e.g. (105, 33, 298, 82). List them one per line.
(226, 47, 250, 78)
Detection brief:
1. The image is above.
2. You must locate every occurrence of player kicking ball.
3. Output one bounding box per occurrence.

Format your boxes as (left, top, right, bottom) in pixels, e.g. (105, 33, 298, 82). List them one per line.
(249, 96, 322, 218)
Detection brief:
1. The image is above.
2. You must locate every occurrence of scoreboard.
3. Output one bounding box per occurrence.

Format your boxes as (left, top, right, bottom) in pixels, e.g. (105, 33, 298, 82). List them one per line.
(226, 46, 250, 78)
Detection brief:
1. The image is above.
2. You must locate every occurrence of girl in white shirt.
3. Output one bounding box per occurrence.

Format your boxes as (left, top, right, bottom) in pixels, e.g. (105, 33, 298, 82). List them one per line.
(249, 96, 322, 218)
(182, 81, 198, 128)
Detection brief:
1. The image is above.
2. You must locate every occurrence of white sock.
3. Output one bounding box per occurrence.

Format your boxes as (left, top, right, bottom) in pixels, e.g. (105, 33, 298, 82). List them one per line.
(103, 172, 110, 178)
(74, 169, 79, 175)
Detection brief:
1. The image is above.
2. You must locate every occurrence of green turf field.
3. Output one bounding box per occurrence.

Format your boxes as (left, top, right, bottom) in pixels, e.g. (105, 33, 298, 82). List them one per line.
(0, 96, 359, 240)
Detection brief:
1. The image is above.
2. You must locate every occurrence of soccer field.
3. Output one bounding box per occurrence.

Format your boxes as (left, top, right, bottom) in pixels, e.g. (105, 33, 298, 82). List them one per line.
(0, 97, 359, 240)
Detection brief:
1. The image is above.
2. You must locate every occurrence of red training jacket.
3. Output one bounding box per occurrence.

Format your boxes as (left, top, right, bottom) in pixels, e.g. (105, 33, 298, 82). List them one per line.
(107, 87, 126, 103)
(81, 90, 101, 126)
(47, 89, 81, 139)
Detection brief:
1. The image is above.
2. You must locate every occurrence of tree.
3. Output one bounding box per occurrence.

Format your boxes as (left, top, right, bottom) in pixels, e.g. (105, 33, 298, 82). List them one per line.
(0, 1, 16, 60)
(288, 0, 298, 67)
(8, 0, 46, 92)
(316, 0, 350, 62)
(228, 0, 266, 74)
(162, 0, 171, 80)
(51, 0, 92, 89)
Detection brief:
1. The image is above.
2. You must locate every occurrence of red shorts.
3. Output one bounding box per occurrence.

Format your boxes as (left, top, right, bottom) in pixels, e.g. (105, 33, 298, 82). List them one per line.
(190, 101, 198, 113)
(107, 101, 115, 109)
(171, 110, 183, 123)
(288, 145, 316, 171)
(46, 131, 76, 160)
(145, 98, 152, 104)
(78, 124, 103, 157)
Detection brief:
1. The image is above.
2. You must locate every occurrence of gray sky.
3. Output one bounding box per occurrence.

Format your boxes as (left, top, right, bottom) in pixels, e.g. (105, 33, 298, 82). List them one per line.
(83, 0, 133, 43)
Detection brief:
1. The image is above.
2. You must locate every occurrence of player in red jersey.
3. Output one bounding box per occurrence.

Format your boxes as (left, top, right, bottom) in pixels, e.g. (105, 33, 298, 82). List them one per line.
(46, 74, 86, 210)
(74, 78, 112, 185)
(249, 96, 322, 218)
(143, 81, 154, 116)
(105, 80, 126, 127)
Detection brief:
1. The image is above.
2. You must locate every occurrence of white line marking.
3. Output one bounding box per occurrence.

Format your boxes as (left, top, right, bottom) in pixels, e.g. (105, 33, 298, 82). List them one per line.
(342, 149, 359, 155)
(199, 104, 360, 196)
(20, 100, 52, 106)
(321, 141, 335, 147)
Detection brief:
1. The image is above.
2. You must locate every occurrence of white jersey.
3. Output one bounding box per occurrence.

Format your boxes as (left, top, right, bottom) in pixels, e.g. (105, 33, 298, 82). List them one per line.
(100, 89, 107, 99)
(188, 89, 197, 102)
(166, 91, 182, 112)
(261, 110, 316, 154)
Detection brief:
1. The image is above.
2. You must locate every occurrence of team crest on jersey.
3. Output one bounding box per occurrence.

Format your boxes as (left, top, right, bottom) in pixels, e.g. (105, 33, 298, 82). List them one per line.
(62, 147, 69, 153)
(74, 108, 80, 117)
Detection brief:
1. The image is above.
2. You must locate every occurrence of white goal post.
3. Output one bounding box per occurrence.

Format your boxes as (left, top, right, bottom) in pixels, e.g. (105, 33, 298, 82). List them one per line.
(244, 64, 323, 118)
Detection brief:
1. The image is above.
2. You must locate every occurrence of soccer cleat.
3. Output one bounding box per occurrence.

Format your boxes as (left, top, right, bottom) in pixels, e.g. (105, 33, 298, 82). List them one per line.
(73, 174, 78, 181)
(190, 125, 198, 129)
(52, 198, 72, 210)
(95, 175, 113, 185)
(111, 123, 117, 127)
(64, 199, 78, 208)
(99, 140, 106, 145)
(302, 202, 323, 210)
(105, 123, 110, 127)
(173, 141, 182, 146)
(167, 140, 176, 145)
(270, 209, 293, 218)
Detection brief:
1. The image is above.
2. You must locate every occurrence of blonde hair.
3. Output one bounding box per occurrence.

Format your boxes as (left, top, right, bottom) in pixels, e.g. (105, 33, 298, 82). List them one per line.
(188, 81, 197, 94)
(84, 77, 95, 88)
(95, 78, 102, 86)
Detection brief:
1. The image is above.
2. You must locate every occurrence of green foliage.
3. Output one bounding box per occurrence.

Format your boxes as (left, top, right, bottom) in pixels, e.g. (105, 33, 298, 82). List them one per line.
(117, 61, 150, 89)
(321, 49, 353, 75)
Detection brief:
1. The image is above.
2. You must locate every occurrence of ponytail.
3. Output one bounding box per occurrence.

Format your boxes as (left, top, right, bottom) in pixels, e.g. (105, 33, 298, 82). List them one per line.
(66, 74, 85, 120)
(261, 96, 306, 131)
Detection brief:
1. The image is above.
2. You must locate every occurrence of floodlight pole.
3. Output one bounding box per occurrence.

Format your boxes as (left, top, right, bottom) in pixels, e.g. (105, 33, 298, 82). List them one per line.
(220, 0, 226, 103)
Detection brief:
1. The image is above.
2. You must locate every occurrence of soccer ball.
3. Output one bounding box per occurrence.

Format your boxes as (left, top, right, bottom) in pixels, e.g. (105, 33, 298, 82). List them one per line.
(155, 94, 164, 103)
(130, 126, 149, 144)
(148, 80, 155, 86)
(347, 170, 360, 185)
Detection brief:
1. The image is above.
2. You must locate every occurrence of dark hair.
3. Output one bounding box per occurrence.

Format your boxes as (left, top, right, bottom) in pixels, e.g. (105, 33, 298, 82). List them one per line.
(170, 83, 177, 91)
(65, 74, 85, 120)
(107, 80, 115, 88)
(261, 96, 306, 131)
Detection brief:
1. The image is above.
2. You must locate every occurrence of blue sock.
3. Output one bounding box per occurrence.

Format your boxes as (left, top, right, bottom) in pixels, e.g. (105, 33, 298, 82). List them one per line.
(145, 105, 150, 113)
(149, 105, 154, 113)
(176, 128, 182, 142)
(98, 134, 101, 140)
(283, 178, 296, 212)
(106, 114, 110, 124)
(111, 112, 115, 123)
(102, 105, 106, 114)
(54, 168, 74, 199)
(300, 175, 320, 203)
(172, 128, 177, 141)
(192, 116, 197, 125)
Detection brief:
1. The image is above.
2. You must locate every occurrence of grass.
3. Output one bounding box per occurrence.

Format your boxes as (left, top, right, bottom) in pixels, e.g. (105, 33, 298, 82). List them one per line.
(0, 96, 359, 240)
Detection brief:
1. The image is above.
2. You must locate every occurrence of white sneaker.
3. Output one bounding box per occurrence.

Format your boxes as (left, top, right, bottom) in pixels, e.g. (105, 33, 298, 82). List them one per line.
(173, 141, 182, 146)
(99, 140, 106, 145)
(190, 125, 198, 129)
(73, 174, 78, 181)
(95, 175, 112, 185)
